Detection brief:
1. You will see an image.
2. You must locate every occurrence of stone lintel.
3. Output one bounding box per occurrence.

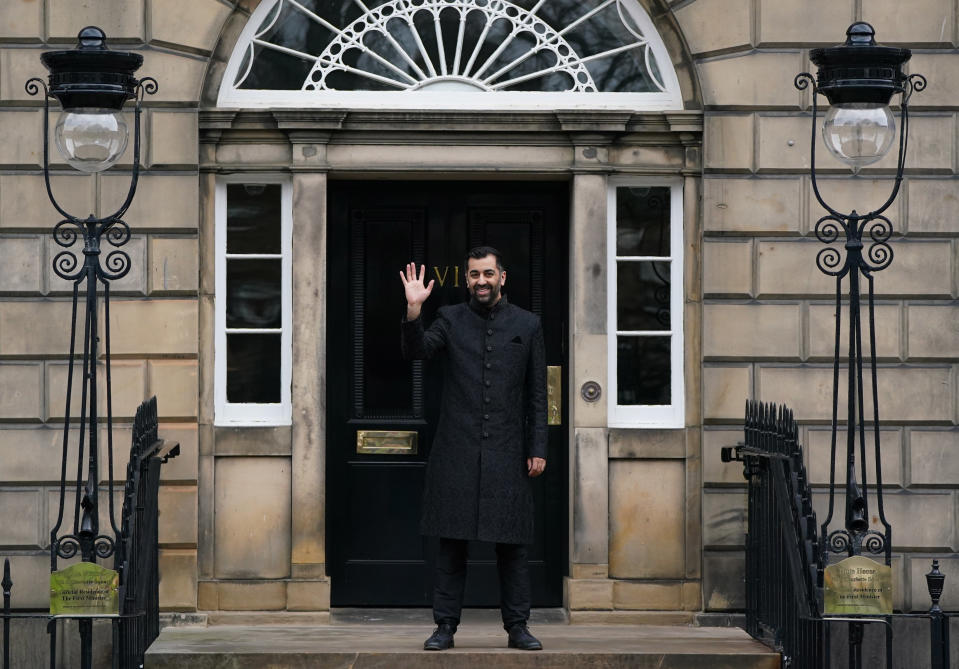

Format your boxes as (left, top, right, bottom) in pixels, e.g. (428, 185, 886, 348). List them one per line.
(273, 111, 347, 131)
(556, 111, 632, 133)
(664, 112, 706, 135)
(285, 131, 334, 145)
(197, 111, 237, 130)
(197, 109, 704, 141)
(343, 110, 561, 132)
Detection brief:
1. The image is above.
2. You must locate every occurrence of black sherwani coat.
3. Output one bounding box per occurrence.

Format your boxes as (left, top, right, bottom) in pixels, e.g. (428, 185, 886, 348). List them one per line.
(401, 296, 547, 545)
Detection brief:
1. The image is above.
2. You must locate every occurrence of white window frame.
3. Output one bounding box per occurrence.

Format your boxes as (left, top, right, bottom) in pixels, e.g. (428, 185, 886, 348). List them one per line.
(214, 175, 293, 426)
(216, 0, 683, 111)
(607, 178, 684, 428)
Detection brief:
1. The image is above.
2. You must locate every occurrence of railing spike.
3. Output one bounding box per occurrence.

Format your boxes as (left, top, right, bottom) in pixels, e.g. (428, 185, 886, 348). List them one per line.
(781, 405, 789, 453)
(3, 557, 11, 669)
(765, 403, 772, 444)
(1, 559, 10, 594)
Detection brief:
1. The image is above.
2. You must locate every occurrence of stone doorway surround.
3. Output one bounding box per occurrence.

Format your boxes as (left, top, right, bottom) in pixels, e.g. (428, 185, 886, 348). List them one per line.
(194, 0, 705, 620)
(196, 108, 704, 619)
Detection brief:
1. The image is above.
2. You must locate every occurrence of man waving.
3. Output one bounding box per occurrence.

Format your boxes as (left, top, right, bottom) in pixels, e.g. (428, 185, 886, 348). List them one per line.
(400, 246, 547, 651)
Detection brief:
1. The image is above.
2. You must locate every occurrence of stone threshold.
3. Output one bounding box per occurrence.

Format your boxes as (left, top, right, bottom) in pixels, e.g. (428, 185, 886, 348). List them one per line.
(146, 620, 779, 669)
(160, 608, 737, 628)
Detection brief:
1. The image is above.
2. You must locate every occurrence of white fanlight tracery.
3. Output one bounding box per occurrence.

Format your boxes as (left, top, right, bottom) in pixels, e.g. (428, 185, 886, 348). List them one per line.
(219, 0, 683, 109)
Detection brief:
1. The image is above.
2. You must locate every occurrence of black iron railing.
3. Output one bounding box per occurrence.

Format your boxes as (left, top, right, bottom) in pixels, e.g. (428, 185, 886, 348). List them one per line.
(725, 400, 952, 668)
(114, 396, 178, 667)
(725, 401, 824, 668)
(1, 396, 178, 669)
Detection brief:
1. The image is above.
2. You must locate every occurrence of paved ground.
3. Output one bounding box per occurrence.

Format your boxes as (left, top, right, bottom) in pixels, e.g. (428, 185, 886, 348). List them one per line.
(146, 609, 780, 669)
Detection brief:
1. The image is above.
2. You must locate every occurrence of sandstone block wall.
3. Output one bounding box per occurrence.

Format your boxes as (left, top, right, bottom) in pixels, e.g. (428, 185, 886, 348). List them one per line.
(1, 0, 955, 620)
(0, 0, 224, 612)
(678, 0, 959, 611)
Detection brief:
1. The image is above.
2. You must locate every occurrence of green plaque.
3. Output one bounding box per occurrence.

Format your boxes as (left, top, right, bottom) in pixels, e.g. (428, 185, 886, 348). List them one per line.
(50, 562, 119, 616)
(824, 555, 893, 615)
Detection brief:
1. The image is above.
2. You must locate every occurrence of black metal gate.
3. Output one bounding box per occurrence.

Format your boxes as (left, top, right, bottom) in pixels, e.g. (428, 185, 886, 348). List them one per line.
(724, 401, 952, 668)
(2, 397, 179, 669)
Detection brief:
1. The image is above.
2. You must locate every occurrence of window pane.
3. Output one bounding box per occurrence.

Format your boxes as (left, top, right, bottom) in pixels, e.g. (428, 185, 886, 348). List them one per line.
(617, 336, 670, 405)
(483, 29, 573, 93)
(616, 186, 670, 256)
(239, 0, 351, 90)
(226, 259, 282, 329)
(617, 261, 670, 331)
(553, 1, 660, 93)
(227, 184, 281, 254)
(256, 0, 339, 52)
(243, 43, 315, 91)
(227, 333, 281, 403)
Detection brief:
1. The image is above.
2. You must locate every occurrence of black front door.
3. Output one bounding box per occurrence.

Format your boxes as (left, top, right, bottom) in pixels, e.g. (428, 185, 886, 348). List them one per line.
(327, 180, 568, 607)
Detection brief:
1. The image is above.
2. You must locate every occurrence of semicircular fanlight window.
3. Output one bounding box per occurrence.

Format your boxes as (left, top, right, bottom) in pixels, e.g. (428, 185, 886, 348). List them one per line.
(228, 0, 675, 97)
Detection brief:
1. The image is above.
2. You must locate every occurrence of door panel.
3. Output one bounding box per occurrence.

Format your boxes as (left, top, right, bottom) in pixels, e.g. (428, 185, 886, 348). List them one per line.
(327, 180, 568, 606)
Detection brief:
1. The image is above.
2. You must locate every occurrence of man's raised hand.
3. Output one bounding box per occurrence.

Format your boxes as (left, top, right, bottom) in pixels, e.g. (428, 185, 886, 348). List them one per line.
(400, 263, 435, 320)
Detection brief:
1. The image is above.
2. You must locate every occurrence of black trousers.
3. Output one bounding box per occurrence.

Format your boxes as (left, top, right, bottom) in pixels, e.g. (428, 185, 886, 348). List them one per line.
(432, 537, 530, 631)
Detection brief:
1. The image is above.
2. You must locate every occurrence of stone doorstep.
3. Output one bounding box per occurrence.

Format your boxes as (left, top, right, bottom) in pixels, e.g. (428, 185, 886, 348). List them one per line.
(206, 611, 332, 626)
(145, 623, 780, 669)
(569, 611, 697, 625)
(162, 608, 566, 628)
(160, 608, 715, 628)
(161, 612, 209, 627)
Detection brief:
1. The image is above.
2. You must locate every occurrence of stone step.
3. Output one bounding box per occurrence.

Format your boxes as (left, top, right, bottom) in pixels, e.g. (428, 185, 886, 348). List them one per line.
(145, 622, 780, 669)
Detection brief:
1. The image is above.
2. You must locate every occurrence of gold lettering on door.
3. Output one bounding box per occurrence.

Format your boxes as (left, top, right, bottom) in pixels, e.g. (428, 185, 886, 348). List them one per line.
(432, 265, 460, 287)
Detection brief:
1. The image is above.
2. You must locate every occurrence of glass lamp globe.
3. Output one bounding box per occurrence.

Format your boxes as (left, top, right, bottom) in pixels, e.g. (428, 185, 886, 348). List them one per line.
(54, 108, 128, 173)
(821, 103, 896, 172)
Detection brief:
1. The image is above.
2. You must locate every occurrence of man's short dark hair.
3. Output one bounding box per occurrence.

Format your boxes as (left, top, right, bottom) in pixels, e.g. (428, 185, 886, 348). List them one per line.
(465, 246, 505, 272)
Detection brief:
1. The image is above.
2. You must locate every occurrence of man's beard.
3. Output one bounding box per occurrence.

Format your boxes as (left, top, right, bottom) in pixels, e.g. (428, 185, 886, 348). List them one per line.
(470, 283, 500, 305)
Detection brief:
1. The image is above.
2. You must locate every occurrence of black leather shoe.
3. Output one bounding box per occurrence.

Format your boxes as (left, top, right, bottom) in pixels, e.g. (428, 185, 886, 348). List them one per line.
(424, 623, 456, 650)
(507, 624, 542, 650)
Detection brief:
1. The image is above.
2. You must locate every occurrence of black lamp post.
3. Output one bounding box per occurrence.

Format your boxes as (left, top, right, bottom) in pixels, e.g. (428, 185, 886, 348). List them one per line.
(26, 26, 156, 668)
(794, 21, 925, 575)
